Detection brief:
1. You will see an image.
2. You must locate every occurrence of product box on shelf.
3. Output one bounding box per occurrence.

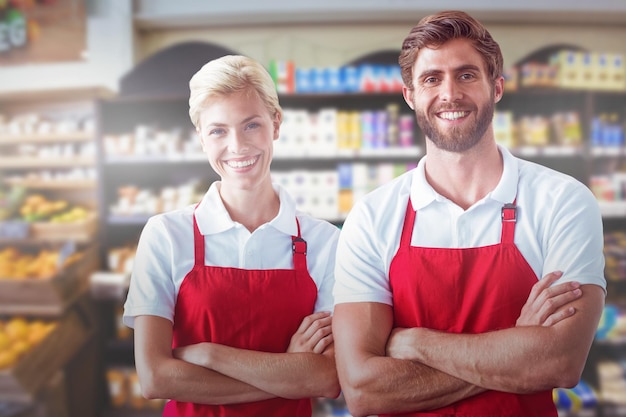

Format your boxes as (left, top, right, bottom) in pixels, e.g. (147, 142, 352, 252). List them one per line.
(0, 243, 99, 316)
(593, 53, 612, 90)
(519, 62, 558, 88)
(552, 50, 582, 89)
(0, 306, 93, 403)
(609, 53, 626, 90)
(591, 52, 626, 91)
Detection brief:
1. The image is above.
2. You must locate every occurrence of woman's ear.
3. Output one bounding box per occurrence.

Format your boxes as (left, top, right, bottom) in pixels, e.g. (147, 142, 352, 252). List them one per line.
(197, 128, 206, 151)
(273, 112, 282, 141)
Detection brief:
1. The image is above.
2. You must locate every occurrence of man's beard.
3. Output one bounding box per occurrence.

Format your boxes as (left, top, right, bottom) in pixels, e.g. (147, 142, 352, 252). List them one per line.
(415, 98, 495, 153)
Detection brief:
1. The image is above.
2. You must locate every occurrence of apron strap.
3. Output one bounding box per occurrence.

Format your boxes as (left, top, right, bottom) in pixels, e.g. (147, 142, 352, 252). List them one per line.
(403, 199, 518, 246)
(292, 218, 308, 272)
(400, 199, 416, 248)
(192, 204, 205, 267)
(193, 205, 308, 272)
(500, 200, 517, 244)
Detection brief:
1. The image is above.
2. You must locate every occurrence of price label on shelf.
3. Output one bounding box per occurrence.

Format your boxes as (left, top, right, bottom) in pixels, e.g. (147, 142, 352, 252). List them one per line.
(57, 240, 77, 268)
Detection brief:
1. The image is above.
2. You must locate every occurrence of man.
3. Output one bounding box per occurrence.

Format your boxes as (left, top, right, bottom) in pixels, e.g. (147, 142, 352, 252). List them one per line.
(332, 10, 606, 417)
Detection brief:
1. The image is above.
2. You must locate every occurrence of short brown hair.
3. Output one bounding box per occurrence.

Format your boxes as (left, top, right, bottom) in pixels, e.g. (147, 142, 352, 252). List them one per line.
(399, 10, 503, 89)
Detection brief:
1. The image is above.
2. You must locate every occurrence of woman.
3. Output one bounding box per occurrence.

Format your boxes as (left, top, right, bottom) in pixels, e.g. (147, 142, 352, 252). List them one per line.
(123, 55, 340, 416)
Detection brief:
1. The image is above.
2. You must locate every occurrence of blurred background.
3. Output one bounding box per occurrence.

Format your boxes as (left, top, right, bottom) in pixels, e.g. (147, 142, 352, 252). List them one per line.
(0, 0, 625, 416)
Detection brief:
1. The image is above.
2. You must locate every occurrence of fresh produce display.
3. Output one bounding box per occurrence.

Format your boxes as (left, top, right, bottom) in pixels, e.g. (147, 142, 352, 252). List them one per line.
(18, 193, 90, 223)
(0, 317, 57, 370)
(0, 246, 82, 279)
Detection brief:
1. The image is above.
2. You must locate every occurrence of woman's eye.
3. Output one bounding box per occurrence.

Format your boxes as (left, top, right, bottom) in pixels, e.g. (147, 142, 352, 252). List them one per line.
(209, 128, 225, 136)
(246, 122, 261, 130)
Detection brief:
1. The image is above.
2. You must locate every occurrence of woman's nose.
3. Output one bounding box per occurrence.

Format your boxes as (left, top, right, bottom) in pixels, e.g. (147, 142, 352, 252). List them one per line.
(228, 132, 249, 154)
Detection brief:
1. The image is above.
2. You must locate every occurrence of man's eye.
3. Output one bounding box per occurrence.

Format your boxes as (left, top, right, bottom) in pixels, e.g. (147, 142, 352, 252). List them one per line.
(460, 73, 475, 80)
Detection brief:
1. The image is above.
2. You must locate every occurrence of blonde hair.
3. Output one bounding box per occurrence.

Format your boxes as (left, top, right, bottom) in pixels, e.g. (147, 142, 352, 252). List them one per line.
(188, 55, 282, 129)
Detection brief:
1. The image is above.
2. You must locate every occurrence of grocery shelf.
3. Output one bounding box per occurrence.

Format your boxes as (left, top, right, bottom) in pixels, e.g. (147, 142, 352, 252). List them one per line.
(0, 157, 95, 169)
(107, 215, 151, 225)
(599, 201, 626, 218)
(104, 155, 206, 164)
(0, 132, 93, 145)
(591, 147, 625, 157)
(513, 145, 583, 157)
(3, 179, 97, 190)
(274, 146, 422, 159)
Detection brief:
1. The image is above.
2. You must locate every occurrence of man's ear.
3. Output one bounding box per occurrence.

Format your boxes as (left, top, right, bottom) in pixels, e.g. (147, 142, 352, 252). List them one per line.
(494, 76, 504, 104)
(402, 86, 415, 110)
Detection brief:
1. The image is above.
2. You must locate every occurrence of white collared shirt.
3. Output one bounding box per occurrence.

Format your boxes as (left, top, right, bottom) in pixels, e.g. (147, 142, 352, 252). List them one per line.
(334, 145, 606, 306)
(124, 182, 339, 328)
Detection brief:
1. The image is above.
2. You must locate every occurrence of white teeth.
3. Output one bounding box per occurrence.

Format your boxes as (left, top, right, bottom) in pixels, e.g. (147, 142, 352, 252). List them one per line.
(227, 158, 256, 168)
(440, 111, 468, 120)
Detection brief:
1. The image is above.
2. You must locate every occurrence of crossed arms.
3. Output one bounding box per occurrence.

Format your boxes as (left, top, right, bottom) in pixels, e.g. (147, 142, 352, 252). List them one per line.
(133, 311, 339, 404)
(333, 271, 605, 417)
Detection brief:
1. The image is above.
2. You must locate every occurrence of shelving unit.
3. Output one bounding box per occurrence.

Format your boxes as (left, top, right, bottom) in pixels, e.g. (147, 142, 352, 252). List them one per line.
(0, 88, 107, 417)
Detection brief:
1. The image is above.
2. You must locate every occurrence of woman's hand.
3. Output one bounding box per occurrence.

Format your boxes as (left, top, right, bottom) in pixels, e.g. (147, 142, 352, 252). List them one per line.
(287, 311, 333, 354)
(173, 342, 212, 368)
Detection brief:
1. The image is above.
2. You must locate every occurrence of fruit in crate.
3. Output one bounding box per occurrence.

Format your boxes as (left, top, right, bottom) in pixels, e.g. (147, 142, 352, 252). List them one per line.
(49, 206, 88, 223)
(17, 193, 94, 226)
(19, 194, 66, 222)
(0, 247, 82, 280)
(0, 317, 57, 370)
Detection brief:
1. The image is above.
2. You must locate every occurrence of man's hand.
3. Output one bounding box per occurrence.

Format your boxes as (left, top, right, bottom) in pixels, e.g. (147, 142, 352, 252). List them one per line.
(287, 311, 333, 354)
(516, 271, 582, 327)
(387, 271, 582, 359)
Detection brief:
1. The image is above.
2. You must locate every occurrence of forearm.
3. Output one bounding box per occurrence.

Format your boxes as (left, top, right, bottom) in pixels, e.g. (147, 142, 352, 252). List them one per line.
(134, 315, 273, 405)
(194, 343, 340, 399)
(408, 327, 571, 392)
(333, 302, 484, 417)
(340, 354, 484, 416)
(137, 351, 274, 404)
(404, 285, 604, 393)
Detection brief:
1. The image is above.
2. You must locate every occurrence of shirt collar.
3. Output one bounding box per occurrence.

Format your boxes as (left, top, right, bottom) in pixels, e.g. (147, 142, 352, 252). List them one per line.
(195, 181, 298, 236)
(409, 144, 519, 210)
(409, 156, 439, 211)
(490, 145, 518, 205)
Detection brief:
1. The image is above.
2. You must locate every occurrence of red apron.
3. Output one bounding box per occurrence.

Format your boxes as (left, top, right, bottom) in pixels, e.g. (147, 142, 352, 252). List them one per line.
(385, 200, 557, 417)
(163, 211, 318, 417)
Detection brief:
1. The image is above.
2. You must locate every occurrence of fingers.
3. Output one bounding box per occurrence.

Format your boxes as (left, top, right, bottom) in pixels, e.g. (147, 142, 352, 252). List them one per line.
(314, 333, 334, 354)
(531, 288, 580, 326)
(526, 271, 563, 304)
(294, 311, 331, 334)
(517, 271, 582, 327)
(542, 306, 576, 327)
(288, 311, 334, 354)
